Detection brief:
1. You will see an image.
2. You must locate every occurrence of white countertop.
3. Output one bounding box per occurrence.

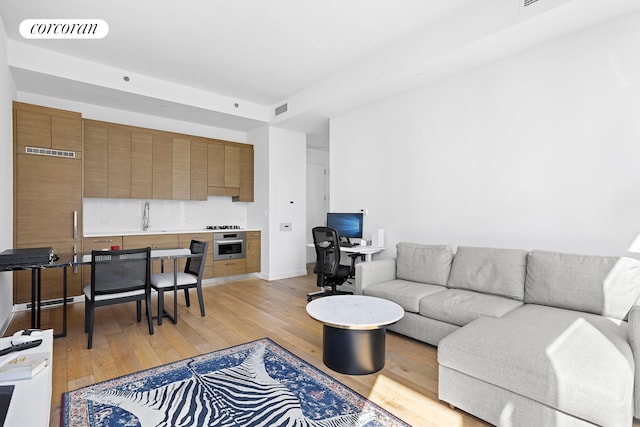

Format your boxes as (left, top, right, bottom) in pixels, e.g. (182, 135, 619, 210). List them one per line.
(83, 228, 261, 237)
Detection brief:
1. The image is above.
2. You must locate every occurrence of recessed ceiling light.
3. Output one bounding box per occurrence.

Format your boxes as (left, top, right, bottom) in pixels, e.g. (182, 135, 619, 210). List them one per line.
(123, 76, 130, 82)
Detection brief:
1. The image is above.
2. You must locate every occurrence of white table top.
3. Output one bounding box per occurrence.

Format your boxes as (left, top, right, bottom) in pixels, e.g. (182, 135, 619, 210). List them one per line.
(0, 329, 53, 427)
(306, 295, 404, 330)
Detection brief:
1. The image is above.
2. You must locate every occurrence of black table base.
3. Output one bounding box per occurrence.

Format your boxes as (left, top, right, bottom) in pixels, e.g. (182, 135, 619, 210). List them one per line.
(322, 325, 386, 375)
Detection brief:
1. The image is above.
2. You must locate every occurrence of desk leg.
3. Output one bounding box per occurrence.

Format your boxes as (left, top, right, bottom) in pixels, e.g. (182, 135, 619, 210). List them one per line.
(36, 268, 42, 329)
(173, 259, 178, 324)
(54, 266, 68, 338)
(30, 269, 36, 329)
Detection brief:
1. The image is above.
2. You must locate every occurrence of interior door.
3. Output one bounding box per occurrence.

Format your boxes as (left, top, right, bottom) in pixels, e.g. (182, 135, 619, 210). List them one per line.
(306, 162, 329, 263)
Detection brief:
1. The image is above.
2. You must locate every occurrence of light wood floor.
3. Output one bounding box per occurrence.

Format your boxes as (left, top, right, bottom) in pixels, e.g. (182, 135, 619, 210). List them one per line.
(7, 268, 490, 427)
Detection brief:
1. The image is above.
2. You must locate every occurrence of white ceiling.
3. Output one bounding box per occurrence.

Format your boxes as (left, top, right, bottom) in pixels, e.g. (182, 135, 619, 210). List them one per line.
(1, 0, 639, 145)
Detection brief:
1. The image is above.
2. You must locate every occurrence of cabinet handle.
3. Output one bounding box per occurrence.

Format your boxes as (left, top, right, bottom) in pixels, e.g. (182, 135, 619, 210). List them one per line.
(73, 244, 78, 274)
(93, 239, 113, 243)
(73, 211, 78, 239)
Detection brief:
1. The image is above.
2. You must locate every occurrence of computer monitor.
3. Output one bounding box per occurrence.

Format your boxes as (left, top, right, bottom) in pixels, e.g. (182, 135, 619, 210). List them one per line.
(326, 212, 363, 245)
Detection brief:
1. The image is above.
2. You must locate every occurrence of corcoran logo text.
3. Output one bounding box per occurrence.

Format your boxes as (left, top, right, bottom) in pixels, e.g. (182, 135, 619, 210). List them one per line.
(19, 19, 109, 39)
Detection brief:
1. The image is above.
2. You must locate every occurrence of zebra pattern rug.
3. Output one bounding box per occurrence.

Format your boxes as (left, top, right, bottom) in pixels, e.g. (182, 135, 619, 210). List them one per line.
(62, 338, 410, 426)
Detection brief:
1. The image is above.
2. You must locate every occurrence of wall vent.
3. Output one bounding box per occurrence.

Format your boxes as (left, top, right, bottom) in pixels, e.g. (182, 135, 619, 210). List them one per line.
(524, 0, 541, 6)
(275, 103, 288, 116)
(26, 146, 76, 158)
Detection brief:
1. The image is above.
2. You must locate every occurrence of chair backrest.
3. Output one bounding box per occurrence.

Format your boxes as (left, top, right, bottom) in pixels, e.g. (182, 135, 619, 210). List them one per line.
(91, 247, 151, 296)
(184, 240, 208, 278)
(312, 227, 342, 278)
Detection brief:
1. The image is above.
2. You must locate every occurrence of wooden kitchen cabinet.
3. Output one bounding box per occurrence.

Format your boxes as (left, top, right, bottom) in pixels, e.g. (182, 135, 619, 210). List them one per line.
(152, 134, 173, 200)
(172, 138, 191, 200)
(107, 127, 132, 198)
(233, 145, 254, 202)
(81, 236, 124, 286)
(245, 231, 261, 273)
(13, 103, 83, 304)
(83, 123, 108, 197)
(213, 259, 246, 278)
(131, 132, 153, 199)
(14, 102, 83, 153)
(190, 140, 208, 201)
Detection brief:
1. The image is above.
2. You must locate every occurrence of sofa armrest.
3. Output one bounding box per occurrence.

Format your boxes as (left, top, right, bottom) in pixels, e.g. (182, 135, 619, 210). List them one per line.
(628, 294, 640, 419)
(355, 258, 397, 295)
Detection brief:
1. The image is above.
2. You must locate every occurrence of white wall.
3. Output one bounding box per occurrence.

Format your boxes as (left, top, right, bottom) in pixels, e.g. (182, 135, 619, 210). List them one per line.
(248, 125, 307, 279)
(330, 11, 640, 258)
(0, 19, 17, 332)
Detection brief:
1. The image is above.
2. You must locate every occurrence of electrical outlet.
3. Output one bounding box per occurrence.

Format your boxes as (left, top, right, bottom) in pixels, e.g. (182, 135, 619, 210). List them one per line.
(280, 222, 292, 232)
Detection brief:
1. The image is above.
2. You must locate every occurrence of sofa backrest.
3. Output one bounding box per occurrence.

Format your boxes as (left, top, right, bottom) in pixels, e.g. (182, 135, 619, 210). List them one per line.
(524, 250, 640, 320)
(396, 243, 453, 286)
(447, 246, 528, 300)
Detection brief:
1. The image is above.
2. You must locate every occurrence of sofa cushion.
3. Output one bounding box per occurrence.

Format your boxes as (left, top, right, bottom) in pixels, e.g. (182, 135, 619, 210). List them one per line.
(396, 243, 453, 286)
(447, 246, 527, 300)
(525, 251, 640, 320)
(439, 304, 633, 427)
(418, 289, 522, 327)
(362, 279, 445, 313)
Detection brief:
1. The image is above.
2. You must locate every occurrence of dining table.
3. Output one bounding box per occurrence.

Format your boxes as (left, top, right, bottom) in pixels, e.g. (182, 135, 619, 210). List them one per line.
(1, 248, 202, 338)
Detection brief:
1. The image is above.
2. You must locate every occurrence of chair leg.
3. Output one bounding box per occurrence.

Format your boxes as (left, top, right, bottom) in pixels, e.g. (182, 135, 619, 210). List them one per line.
(157, 289, 164, 326)
(146, 294, 154, 335)
(84, 296, 89, 332)
(136, 300, 142, 323)
(196, 285, 205, 317)
(87, 301, 95, 349)
(184, 288, 191, 307)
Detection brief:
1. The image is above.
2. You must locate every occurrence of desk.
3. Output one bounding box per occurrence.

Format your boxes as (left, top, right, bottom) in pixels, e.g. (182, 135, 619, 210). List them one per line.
(0, 329, 53, 426)
(307, 244, 384, 263)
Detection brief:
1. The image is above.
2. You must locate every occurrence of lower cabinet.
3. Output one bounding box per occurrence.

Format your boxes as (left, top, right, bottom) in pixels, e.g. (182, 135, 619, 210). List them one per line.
(246, 231, 261, 274)
(213, 259, 247, 278)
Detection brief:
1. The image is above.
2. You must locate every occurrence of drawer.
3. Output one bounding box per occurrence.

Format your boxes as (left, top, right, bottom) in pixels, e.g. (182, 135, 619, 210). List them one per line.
(213, 258, 246, 278)
(123, 233, 179, 249)
(83, 236, 123, 252)
(178, 233, 212, 246)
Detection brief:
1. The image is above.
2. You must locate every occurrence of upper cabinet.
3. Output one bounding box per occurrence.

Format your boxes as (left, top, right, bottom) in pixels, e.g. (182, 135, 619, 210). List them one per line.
(14, 102, 83, 153)
(82, 119, 254, 202)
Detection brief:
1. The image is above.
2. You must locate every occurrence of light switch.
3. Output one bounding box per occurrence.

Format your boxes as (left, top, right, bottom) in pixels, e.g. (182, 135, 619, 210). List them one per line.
(280, 222, 292, 232)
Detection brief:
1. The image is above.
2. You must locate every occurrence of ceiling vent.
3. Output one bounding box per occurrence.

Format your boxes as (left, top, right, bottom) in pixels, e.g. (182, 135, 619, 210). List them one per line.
(275, 103, 288, 116)
(26, 146, 76, 158)
(523, 0, 541, 6)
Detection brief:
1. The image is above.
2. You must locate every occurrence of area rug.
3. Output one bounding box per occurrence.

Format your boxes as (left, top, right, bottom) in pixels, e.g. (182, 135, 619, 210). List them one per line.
(62, 337, 410, 426)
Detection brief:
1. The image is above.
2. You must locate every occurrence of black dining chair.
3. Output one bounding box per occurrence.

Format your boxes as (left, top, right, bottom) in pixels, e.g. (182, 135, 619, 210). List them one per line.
(150, 240, 208, 325)
(84, 247, 153, 349)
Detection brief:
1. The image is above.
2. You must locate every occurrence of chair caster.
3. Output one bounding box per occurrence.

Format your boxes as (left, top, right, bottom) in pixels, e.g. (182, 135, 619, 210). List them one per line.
(307, 296, 313, 302)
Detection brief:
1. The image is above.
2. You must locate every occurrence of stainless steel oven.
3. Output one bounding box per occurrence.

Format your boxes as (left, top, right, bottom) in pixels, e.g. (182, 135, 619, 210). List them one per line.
(213, 232, 246, 260)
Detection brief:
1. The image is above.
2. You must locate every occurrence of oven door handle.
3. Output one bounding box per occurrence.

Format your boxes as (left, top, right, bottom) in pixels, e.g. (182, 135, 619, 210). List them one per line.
(215, 239, 244, 244)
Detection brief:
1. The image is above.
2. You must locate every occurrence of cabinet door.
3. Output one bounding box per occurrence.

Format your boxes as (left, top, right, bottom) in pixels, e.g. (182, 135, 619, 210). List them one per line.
(213, 259, 246, 278)
(224, 145, 240, 188)
(172, 138, 191, 200)
(131, 132, 153, 199)
(15, 154, 82, 245)
(245, 231, 261, 273)
(152, 135, 172, 199)
(52, 115, 82, 152)
(207, 141, 225, 187)
(108, 127, 132, 198)
(15, 108, 50, 149)
(123, 233, 179, 274)
(190, 140, 208, 201)
(83, 123, 108, 198)
(233, 146, 254, 202)
(179, 233, 213, 278)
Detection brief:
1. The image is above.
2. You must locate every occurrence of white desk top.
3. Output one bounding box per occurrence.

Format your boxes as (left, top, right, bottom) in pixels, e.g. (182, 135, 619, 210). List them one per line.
(0, 329, 53, 426)
(306, 295, 404, 330)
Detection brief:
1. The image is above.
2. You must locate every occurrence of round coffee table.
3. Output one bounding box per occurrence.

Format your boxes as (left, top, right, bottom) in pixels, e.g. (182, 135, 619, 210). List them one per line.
(306, 295, 404, 375)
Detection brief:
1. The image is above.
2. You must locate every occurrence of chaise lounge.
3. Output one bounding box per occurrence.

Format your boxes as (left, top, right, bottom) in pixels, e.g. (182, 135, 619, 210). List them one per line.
(356, 243, 640, 426)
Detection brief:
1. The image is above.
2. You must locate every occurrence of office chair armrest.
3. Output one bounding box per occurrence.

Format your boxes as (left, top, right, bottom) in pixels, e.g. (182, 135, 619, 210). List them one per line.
(355, 258, 397, 295)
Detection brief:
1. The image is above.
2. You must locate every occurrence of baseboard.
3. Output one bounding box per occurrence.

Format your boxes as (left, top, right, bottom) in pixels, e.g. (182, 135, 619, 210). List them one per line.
(262, 269, 308, 281)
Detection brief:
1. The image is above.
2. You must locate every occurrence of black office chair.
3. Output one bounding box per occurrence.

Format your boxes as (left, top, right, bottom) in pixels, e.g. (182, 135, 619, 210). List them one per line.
(84, 247, 153, 349)
(308, 226, 359, 302)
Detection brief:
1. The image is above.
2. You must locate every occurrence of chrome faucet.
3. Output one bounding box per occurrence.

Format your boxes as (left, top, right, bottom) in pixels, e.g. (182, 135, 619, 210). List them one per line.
(143, 201, 150, 231)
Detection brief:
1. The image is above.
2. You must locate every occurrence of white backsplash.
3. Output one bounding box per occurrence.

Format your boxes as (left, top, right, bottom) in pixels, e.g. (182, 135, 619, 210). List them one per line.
(83, 197, 248, 234)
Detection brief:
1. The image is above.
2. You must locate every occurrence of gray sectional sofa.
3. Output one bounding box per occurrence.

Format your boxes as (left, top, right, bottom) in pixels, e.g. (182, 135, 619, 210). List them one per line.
(355, 243, 640, 427)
